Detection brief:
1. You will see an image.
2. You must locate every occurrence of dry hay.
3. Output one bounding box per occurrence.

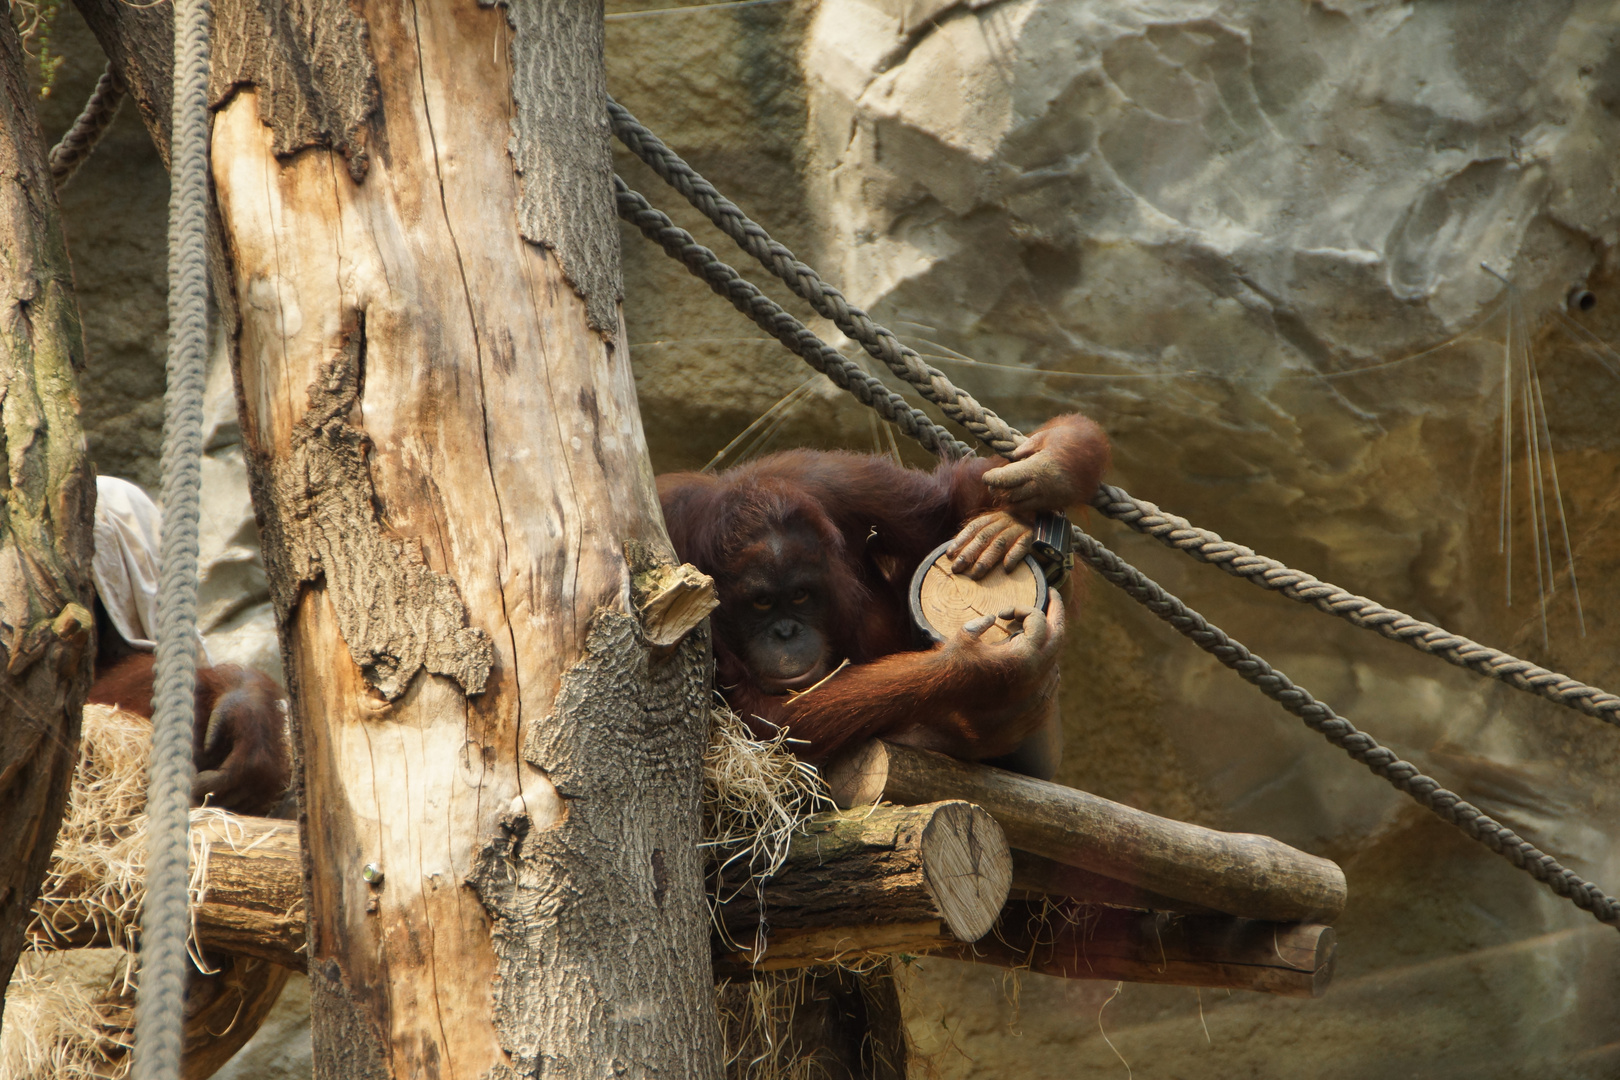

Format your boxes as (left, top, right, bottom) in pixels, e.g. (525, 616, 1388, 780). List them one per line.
(0, 951, 133, 1080)
(702, 703, 831, 956)
(3, 705, 282, 1080)
(7, 700, 870, 1078)
(704, 706, 912, 1078)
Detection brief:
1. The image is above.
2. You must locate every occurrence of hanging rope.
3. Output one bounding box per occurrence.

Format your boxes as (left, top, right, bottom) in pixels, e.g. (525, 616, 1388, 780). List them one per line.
(609, 105, 1620, 929)
(48, 63, 126, 189)
(1071, 529, 1620, 925)
(607, 97, 1620, 733)
(132, 0, 212, 1077)
(610, 97, 1021, 456)
(1090, 486, 1620, 726)
(614, 178, 972, 461)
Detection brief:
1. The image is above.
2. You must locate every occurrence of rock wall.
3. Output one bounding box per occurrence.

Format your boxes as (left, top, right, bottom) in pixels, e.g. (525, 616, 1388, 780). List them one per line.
(28, 0, 1620, 1075)
(616, 1, 1620, 1075)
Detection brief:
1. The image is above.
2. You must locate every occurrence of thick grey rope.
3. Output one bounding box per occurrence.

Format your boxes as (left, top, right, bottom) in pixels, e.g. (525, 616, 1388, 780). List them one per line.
(1070, 527, 1620, 926)
(611, 120, 1620, 930)
(610, 97, 1021, 456)
(1091, 485, 1620, 726)
(132, 0, 211, 1076)
(608, 96, 1620, 732)
(614, 177, 973, 461)
(48, 63, 126, 188)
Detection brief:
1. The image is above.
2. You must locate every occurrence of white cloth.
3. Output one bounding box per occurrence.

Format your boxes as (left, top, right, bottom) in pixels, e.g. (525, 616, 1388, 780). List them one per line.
(92, 476, 163, 651)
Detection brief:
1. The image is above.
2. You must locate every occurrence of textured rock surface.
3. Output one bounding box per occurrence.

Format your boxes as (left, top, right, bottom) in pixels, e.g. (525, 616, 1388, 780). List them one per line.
(615, 1, 1620, 1076)
(28, 0, 1620, 1075)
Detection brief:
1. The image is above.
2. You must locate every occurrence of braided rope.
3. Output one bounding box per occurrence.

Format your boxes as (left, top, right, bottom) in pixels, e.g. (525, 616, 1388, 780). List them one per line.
(611, 114, 1620, 929)
(610, 97, 1022, 455)
(615, 178, 973, 461)
(608, 96, 1620, 733)
(48, 63, 126, 188)
(1091, 483, 1620, 726)
(132, 1, 211, 1077)
(1070, 525, 1620, 927)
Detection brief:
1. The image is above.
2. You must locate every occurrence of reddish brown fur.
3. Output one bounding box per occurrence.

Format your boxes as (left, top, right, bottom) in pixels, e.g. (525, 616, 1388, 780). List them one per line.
(659, 413, 1109, 764)
(88, 653, 292, 816)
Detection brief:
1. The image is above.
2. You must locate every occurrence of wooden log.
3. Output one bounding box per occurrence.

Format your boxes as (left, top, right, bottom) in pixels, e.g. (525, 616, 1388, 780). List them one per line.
(186, 814, 306, 971)
(38, 813, 1329, 996)
(826, 740, 1346, 924)
(34, 813, 308, 972)
(39, 804, 1011, 981)
(94, 1, 721, 1075)
(1011, 850, 1218, 915)
(714, 802, 1011, 972)
(948, 899, 1336, 998)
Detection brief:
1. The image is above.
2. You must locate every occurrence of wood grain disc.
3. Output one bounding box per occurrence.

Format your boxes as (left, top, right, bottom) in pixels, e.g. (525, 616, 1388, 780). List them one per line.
(910, 541, 1047, 645)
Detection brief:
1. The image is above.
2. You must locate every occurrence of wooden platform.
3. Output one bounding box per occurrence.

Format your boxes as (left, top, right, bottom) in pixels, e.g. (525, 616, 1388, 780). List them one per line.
(35, 742, 1345, 998)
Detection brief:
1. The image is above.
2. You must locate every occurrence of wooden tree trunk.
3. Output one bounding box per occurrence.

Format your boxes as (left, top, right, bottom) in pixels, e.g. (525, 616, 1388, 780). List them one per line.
(75, 1, 723, 1075)
(0, 10, 96, 1021)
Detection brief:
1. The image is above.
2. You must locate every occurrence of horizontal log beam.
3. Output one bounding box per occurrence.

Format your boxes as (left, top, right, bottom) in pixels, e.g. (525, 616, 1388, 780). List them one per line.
(947, 900, 1336, 998)
(35, 811, 1327, 995)
(39, 803, 1013, 977)
(32, 813, 308, 970)
(826, 741, 1346, 924)
(1011, 850, 1217, 915)
(714, 801, 1011, 953)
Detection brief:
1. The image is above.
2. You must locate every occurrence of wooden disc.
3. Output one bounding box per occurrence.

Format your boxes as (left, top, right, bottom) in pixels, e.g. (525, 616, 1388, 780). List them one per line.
(910, 541, 1047, 645)
(920, 802, 1012, 943)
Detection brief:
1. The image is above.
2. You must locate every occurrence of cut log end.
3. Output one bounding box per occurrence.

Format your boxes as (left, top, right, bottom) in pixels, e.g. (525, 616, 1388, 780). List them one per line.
(920, 801, 1011, 943)
(914, 547, 1044, 645)
(829, 740, 1347, 925)
(823, 739, 890, 808)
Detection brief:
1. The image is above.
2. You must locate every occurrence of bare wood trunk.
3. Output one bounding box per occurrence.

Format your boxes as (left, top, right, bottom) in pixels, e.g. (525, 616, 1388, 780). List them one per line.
(0, 9, 96, 1018)
(948, 900, 1337, 998)
(828, 740, 1347, 924)
(75, 2, 723, 1075)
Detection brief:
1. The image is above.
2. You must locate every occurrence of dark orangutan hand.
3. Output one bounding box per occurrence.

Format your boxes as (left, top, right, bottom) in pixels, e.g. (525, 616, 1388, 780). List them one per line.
(982, 418, 1107, 515)
(945, 510, 1035, 579)
(909, 597, 1065, 758)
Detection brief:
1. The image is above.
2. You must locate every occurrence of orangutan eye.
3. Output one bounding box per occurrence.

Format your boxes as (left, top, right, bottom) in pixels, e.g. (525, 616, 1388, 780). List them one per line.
(790, 590, 810, 605)
(752, 596, 773, 611)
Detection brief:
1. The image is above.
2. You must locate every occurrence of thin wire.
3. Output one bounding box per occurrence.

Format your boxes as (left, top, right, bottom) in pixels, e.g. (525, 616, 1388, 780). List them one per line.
(1519, 312, 1550, 649)
(901, 305, 1504, 387)
(703, 376, 821, 472)
(1527, 334, 1586, 635)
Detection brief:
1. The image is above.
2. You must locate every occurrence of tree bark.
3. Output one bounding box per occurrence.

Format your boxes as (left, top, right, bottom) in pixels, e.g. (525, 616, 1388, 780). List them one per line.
(74, 2, 723, 1075)
(0, 9, 96, 1024)
(716, 802, 1011, 949)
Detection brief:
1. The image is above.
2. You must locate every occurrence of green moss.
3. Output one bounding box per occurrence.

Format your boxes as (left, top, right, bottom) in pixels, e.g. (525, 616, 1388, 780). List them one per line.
(11, 0, 66, 97)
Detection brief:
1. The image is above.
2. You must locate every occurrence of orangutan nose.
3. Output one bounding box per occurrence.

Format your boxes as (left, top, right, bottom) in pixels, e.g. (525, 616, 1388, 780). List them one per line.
(771, 620, 800, 640)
